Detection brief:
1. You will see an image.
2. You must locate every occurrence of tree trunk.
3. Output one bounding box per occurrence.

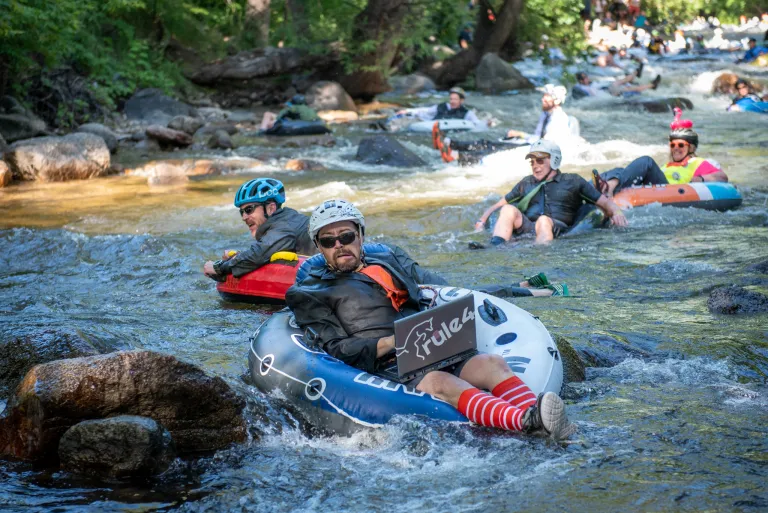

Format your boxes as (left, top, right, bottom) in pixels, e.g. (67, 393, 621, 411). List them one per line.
(285, 0, 310, 42)
(245, 0, 271, 47)
(424, 0, 524, 88)
(339, 0, 412, 101)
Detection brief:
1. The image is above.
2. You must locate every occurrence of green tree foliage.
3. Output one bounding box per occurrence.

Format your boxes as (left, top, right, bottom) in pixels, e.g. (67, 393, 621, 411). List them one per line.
(0, 0, 762, 114)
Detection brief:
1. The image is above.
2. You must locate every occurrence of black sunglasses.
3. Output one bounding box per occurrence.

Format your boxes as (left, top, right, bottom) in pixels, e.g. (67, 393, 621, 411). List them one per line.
(317, 231, 358, 249)
(239, 204, 261, 216)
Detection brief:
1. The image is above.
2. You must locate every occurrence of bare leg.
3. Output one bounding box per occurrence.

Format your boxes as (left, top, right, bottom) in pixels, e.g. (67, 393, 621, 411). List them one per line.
(534, 215, 556, 244)
(416, 353, 515, 406)
(260, 112, 277, 131)
(492, 204, 524, 242)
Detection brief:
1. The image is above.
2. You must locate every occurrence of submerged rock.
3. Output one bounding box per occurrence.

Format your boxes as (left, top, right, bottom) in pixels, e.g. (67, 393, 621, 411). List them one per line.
(621, 97, 694, 113)
(475, 53, 534, 94)
(0, 330, 103, 400)
(554, 335, 586, 384)
(146, 163, 190, 187)
(285, 159, 326, 171)
(59, 416, 175, 478)
(0, 350, 246, 461)
(575, 334, 652, 368)
(5, 133, 110, 182)
(75, 123, 119, 153)
(747, 260, 768, 274)
(355, 135, 425, 167)
(126, 157, 262, 178)
(707, 286, 768, 314)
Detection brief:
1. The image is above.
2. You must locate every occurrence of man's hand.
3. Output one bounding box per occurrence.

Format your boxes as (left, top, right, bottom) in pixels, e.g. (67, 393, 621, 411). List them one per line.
(610, 210, 628, 227)
(203, 261, 219, 279)
(506, 129, 524, 138)
(474, 221, 486, 232)
(377, 335, 395, 357)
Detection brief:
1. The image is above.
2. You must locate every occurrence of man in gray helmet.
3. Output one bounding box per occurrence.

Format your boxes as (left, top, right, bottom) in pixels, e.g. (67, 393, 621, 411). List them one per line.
(284, 199, 577, 440)
(475, 140, 628, 245)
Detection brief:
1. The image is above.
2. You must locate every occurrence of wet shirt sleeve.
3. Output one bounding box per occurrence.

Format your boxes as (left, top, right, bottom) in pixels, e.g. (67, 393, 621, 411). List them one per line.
(217, 225, 296, 277)
(504, 180, 526, 204)
(577, 175, 603, 204)
(285, 286, 381, 372)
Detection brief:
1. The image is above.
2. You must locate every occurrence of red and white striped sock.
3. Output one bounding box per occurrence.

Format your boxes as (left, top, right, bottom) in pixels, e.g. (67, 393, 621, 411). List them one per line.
(457, 388, 525, 431)
(491, 376, 537, 410)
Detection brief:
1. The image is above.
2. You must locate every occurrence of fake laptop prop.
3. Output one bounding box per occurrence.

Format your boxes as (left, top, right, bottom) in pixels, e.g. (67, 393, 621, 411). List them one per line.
(379, 294, 478, 383)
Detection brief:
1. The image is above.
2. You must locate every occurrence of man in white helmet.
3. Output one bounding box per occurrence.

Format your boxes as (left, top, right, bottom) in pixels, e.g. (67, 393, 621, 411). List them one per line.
(285, 199, 577, 440)
(438, 85, 575, 164)
(474, 140, 628, 244)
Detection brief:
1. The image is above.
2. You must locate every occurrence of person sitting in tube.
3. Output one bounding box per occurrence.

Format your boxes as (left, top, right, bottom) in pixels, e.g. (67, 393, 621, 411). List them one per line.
(436, 85, 574, 164)
(203, 178, 318, 281)
(396, 87, 489, 131)
(474, 140, 628, 246)
(285, 199, 577, 440)
(259, 95, 320, 131)
(594, 109, 728, 198)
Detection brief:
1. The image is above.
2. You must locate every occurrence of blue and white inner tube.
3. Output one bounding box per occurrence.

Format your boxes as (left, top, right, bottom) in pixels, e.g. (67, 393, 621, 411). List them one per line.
(248, 285, 564, 435)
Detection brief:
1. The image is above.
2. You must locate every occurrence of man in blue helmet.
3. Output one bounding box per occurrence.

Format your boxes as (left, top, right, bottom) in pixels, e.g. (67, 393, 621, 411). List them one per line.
(203, 178, 317, 280)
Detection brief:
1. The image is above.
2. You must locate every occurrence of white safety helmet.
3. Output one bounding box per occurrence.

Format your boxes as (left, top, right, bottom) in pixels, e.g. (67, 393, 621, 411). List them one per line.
(542, 84, 567, 105)
(525, 139, 562, 170)
(308, 199, 366, 241)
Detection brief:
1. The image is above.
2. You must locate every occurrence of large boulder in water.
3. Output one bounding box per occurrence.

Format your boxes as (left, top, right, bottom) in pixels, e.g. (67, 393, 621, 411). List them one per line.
(168, 115, 205, 136)
(146, 125, 193, 148)
(475, 53, 534, 94)
(0, 330, 105, 400)
(707, 286, 768, 314)
(306, 81, 357, 112)
(59, 416, 175, 478)
(124, 89, 197, 125)
(0, 350, 246, 461)
(0, 160, 10, 187)
(553, 335, 586, 384)
(389, 74, 437, 95)
(621, 97, 694, 113)
(5, 133, 110, 182)
(355, 136, 425, 167)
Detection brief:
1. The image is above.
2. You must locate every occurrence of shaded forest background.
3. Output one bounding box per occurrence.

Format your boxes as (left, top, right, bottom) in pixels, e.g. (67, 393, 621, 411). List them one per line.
(0, 0, 764, 121)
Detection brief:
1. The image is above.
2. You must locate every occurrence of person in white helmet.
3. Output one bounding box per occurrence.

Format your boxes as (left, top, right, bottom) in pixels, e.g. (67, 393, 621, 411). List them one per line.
(284, 199, 577, 440)
(474, 140, 628, 245)
(438, 85, 574, 164)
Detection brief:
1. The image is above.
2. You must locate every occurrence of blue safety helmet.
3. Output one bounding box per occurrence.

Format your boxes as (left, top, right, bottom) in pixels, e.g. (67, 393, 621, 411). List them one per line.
(234, 178, 286, 208)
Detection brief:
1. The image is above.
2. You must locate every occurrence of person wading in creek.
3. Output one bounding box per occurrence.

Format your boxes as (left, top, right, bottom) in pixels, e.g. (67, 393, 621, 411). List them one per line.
(594, 109, 728, 198)
(285, 199, 577, 440)
(474, 140, 628, 245)
(203, 178, 317, 281)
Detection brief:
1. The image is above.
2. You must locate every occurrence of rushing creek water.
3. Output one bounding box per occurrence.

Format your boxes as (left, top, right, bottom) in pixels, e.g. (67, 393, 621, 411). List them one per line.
(1, 52, 767, 512)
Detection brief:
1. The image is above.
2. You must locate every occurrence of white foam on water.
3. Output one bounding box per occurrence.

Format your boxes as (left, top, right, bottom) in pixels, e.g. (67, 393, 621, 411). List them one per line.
(591, 357, 733, 386)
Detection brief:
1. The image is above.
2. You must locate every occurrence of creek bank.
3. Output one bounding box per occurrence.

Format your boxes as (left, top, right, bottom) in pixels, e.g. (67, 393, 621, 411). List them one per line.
(0, 350, 246, 462)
